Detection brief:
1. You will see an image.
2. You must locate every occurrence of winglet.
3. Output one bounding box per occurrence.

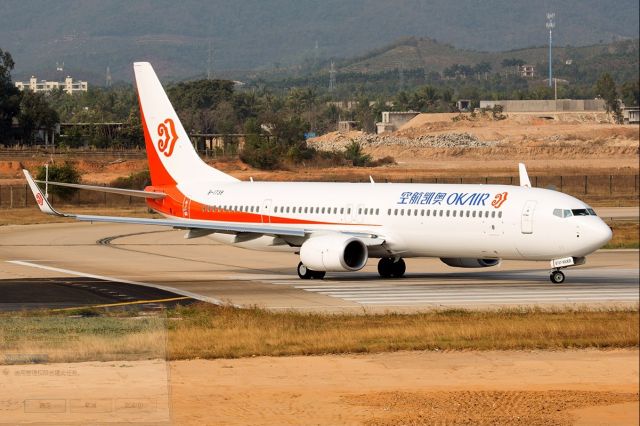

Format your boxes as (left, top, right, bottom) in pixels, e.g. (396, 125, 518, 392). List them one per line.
(23, 169, 67, 217)
(518, 163, 531, 188)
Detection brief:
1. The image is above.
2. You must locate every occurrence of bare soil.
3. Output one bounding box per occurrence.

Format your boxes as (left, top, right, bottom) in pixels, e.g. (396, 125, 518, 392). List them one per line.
(169, 349, 639, 425)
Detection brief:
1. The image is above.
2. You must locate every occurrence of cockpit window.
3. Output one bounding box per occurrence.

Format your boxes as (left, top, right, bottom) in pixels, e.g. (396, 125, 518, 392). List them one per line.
(571, 209, 590, 216)
(554, 207, 598, 218)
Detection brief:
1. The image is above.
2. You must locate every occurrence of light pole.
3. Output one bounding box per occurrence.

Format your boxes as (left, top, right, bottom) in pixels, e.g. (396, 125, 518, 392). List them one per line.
(546, 13, 555, 88)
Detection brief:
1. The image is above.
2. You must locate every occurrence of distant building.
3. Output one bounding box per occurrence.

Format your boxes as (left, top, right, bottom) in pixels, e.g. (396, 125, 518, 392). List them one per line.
(337, 121, 359, 132)
(456, 99, 471, 112)
(479, 99, 606, 113)
(15, 76, 88, 94)
(376, 111, 420, 134)
(519, 65, 535, 78)
(622, 107, 639, 124)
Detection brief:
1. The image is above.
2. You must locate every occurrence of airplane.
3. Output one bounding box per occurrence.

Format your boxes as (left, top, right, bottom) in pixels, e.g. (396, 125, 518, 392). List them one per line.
(24, 62, 612, 284)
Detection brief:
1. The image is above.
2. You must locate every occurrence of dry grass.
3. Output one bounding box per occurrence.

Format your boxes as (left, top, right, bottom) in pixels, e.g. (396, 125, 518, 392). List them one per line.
(1, 306, 638, 364)
(0, 206, 156, 226)
(606, 222, 640, 249)
(165, 305, 640, 359)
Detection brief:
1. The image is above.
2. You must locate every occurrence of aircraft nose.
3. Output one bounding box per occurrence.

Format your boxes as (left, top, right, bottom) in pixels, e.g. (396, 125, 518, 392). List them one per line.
(590, 220, 613, 248)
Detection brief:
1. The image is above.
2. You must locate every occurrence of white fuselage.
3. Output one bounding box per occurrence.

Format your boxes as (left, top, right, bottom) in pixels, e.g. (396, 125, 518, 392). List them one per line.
(175, 181, 612, 261)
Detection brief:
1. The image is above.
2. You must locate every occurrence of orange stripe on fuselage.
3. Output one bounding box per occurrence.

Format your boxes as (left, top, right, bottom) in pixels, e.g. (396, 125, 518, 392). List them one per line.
(144, 185, 377, 227)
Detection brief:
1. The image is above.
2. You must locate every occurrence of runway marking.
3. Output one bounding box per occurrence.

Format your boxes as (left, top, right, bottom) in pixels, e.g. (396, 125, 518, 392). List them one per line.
(51, 296, 191, 311)
(6, 260, 233, 307)
(263, 271, 640, 306)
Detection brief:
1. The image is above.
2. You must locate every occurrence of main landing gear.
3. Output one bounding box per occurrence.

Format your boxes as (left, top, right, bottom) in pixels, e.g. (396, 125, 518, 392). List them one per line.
(378, 257, 406, 278)
(297, 262, 326, 280)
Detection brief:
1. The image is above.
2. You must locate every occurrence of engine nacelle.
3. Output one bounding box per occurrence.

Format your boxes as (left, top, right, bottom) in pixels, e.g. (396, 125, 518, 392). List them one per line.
(440, 257, 501, 268)
(300, 235, 368, 272)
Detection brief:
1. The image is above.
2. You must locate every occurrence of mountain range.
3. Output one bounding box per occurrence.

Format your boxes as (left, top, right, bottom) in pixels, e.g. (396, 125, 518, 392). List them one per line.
(1, 0, 638, 83)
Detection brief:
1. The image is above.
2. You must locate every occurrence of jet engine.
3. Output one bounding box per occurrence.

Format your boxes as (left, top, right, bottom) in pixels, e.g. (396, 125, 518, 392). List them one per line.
(300, 235, 368, 272)
(440, 258, 500, 268)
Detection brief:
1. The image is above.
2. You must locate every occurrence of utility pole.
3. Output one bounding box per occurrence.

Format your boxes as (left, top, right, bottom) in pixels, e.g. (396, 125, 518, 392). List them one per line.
(207, 39, 213, 80)
(546, 12, 555, 88)
(329, 61, 336, 92)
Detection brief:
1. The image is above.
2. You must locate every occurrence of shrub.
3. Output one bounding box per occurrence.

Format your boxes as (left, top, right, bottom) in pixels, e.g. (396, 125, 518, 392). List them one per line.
(35, 161, 81, 200)
(110, 170, 151, 189)
(343, 140, 372, 167)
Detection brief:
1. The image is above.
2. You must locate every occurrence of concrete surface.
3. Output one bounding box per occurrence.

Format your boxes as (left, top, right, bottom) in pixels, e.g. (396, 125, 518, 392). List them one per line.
(0, 222, 637, 312)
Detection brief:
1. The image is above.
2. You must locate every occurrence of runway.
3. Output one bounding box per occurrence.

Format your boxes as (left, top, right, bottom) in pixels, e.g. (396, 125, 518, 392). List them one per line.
(0, 222, 637, 312)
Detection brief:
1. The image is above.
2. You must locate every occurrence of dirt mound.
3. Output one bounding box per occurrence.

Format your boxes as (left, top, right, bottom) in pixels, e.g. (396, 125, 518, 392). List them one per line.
(308, 132, 496, 152)
(0, 161, 24, 178)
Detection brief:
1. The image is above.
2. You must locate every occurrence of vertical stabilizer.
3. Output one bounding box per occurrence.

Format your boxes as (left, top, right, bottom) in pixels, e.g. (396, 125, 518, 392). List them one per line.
(133, 62, 238, 186)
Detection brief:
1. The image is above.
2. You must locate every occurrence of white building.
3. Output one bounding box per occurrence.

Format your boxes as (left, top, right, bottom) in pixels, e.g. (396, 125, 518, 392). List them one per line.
(15, 76, 88, 94)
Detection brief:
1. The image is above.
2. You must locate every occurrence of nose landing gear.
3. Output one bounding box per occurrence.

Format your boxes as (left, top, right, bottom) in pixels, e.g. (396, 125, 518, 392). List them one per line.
(548, 256, 586, 284)
(550, 270, 565, 284)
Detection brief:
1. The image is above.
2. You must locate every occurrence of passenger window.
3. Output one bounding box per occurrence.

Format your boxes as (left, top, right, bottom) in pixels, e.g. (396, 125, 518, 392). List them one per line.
(421, 209, 425, 216)
(407, 210, 411, 216)
(400, 209, 404, 216)
(376, 208, 379, 215)
(387, 209, 391, 215)
(485, 211, 489, 218)
(472, 211, 476, 217)
(426, 210, 430, 216)
(498, 211, 502, 218)
(347, 208, 351, 214)
(357, 208, 361, 214)
(340, 208, 344, 214)
(334, 208, 337, 214)
(491, 211, 495, 218)
(439, 210, 444, 217)
(452, 210, 456, 217)
(446, 210, 450, 217)
(322, 207, 326, 214)
(394, 209, 398, 216)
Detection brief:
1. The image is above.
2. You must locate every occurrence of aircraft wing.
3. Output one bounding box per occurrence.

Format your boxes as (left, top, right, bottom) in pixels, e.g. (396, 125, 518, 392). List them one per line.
(24, 170, 384, 244)
(34, 179, 166, 199)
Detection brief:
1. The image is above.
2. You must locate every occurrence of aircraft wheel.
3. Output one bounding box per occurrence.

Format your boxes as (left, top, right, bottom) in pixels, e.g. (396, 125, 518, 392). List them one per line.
(312, 270, 326, 280)
(297, 262, 313, 280)
(550, 270, 565, 284)
(391, 258, 406, 278)
(377, 258, 394, 278)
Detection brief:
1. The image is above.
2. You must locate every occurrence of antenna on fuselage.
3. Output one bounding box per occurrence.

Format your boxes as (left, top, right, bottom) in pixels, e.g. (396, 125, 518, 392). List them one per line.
(519, 163, 531, 187)
(369, 176, 375, 184)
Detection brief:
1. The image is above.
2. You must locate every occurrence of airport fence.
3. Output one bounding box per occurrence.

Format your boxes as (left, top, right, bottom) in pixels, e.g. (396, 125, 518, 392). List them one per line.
(0, 174, 637, 210)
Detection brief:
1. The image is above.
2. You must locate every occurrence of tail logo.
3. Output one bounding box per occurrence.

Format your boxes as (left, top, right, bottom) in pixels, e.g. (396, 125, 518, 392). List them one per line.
(157, 118, 178, 157)
(491, 192, 508, 208)
(35, 193, 44, 206)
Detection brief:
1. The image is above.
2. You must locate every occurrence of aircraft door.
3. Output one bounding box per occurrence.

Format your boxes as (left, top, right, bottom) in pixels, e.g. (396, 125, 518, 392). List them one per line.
(261, 199, 272, 223)
(521, 200, 537, 234)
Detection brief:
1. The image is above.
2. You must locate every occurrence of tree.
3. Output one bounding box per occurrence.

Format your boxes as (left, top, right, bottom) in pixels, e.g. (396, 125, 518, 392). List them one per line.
(18, 91, 59, 143)
(0, 49, 21, 141)
(595, 73, 623, 123)
(620, 80, 639, 107)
